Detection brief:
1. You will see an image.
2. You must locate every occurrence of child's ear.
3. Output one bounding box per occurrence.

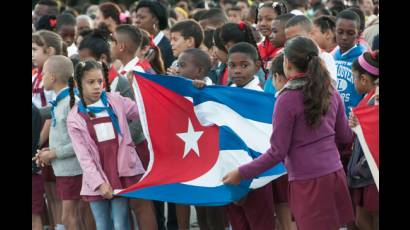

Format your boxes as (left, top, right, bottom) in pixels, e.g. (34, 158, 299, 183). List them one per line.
(46, 47, 56, 55)
(187, 37, 195, 48)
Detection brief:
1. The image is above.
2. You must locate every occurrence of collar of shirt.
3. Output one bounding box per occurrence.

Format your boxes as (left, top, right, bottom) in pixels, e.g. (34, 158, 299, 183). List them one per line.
(153, 31, 165, 46)
(231, 76, 262, 91)
(118, 56, 141, 74)
(341, 44, 357, 56)
(54, 86, 69, 100)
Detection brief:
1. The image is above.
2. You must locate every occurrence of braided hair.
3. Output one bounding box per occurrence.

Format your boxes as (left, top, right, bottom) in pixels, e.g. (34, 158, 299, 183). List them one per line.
(69, 60, 111, 114)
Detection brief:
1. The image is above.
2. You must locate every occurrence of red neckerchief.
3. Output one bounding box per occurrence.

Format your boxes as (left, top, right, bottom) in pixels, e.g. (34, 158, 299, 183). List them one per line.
(286, 72, 306, 82)
(221, 67, 229, 86)
(108, 65, 118, 84)
(32, 67, 47, 107)
(357, 88, 376, 108)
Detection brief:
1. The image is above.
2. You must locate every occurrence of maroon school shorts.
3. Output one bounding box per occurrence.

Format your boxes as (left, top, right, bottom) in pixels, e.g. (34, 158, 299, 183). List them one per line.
(272, 174, 289, 204)
(289, 169, 354, 230)
(56, 175, 83, 200)
(352, 183, 379, 212)
(32, 173, 45, 214)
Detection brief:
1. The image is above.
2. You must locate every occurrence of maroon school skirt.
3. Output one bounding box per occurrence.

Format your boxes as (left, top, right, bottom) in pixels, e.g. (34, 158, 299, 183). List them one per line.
(135, 139, 150, 170)
(32, 173, 45, 214)
(272, 174, 289, 204)
(82, 174, 143, 202)
(352, 184, 379, 212)
(289, 169, 354, 230)
(56, 175, 83, 200)
(226, 184, 275, 230)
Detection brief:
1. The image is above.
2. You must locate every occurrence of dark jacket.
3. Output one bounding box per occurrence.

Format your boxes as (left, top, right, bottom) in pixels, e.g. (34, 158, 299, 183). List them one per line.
(158, 36, 175, 69)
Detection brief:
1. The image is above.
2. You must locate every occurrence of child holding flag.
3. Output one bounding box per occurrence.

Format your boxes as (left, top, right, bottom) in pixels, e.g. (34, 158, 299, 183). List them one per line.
(347, 50, 379, 230)
(223, 36, 355, 230)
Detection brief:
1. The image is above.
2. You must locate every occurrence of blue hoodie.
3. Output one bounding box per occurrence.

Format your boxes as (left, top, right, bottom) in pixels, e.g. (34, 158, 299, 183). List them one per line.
(334, 44, 367, 115)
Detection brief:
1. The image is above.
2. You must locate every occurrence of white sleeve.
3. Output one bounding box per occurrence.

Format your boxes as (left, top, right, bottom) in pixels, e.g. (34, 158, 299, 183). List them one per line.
(320, 52, 338, 83)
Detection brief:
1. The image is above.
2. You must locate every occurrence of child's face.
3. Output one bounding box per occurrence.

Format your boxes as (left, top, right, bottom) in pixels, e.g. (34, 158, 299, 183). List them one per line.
(32, 43, 49, 68)
(58, 25, 76, 47)
(228, 10, 242, 24)
(273, 73, 287, 91)
(110, 32, 123, 61)
(352, 69, 367, 94)
(81, 69, 104, 105)
(228, 52, 259, 87)
(270, 20, 286, 47)
(335, 19, 359, 53)
(310, 24, 327, 49)
(257, 7, 277, 37)
(213, 46, 228, 63)
(175, 53, 201, 80)
(170, 32, 191, 58)
(237, 2, 249, 19)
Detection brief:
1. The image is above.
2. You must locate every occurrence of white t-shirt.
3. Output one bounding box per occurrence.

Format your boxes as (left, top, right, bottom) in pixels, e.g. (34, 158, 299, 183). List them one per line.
(319, 51, 338, 85)
(67, 43, 78, 57)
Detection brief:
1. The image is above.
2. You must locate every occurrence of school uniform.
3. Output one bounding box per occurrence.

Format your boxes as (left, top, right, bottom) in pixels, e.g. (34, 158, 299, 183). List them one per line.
(32, 104, 44, 214)
(227, 77, 275, 230)
(257, 38, 282, 72)
(49, 87, 83, 200)
(32, 67, 56, 108)
(32, 68, 56, 182)
(67, 91, 145, 199)
(118, 56, 146, 99)
(154, 31, 175, 69)
(334, 44, 367, 116)
(239, 78, 355, 230)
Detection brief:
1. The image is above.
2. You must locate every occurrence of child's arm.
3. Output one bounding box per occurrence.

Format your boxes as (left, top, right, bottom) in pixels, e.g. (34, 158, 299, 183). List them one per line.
(335, 93, 354, 144)
(39, 119, 51, 147)
(120, 95, 140, 121)
(67, 116, 106, 192)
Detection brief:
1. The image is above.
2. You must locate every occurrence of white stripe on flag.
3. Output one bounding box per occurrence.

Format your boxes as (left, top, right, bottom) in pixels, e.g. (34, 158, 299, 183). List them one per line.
(194, 101, 272, 153)
(352, 125, 379, 190)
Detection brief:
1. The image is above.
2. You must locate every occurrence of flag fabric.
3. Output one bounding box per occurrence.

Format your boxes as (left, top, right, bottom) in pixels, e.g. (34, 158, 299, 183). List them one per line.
(352, 105, 379, 190)
(115, 72, 287, 206)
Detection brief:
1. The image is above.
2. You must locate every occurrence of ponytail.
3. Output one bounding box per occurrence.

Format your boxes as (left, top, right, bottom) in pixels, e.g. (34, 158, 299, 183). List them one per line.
(284, 36, 332, 127)
(101, 61, 111, 92)
(303, 55, 332, 127)
(149, 46, 166, 74)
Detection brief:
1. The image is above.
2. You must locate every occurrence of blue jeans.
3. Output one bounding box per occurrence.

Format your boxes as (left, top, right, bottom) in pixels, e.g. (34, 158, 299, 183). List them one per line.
(89, 198, 130, 230)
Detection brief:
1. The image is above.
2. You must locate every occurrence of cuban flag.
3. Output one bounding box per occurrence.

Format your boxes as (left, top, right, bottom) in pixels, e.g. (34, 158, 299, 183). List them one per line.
(352, 104, 379, 190)
(115, 72, 287, 206)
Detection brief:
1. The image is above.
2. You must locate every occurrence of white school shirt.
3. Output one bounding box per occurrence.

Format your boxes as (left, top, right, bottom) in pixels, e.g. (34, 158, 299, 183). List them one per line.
(319, 51, 338, 85)
(32, 72, 56, 108)
(118, 56, 145, 99)
(88, 99, 109, 118)
(230, 76, 263, 92)
(67, 43, 78, 57)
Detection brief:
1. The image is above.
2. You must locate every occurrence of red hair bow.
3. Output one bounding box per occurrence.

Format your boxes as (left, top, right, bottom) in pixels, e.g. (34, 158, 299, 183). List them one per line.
(49, 18, 57, 28)
(238, 21, 246, 30)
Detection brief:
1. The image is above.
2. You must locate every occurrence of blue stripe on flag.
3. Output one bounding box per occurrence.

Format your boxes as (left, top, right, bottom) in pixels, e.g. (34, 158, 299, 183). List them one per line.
(219, 126, 287, 179)
(118, 182, 251, 206)
(134, 71, 276, 124)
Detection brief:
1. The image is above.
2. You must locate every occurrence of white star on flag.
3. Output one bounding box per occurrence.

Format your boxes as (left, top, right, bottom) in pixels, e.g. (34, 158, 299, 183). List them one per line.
(176, 118, 204, 158)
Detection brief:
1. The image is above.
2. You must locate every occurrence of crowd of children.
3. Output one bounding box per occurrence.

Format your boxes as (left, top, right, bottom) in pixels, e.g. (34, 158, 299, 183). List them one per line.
(32, 0, 379, 230)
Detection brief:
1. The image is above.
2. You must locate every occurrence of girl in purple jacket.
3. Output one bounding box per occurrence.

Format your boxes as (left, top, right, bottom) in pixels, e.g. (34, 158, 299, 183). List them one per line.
(223, 36, 355, 230)
(67, 60, 157, 230)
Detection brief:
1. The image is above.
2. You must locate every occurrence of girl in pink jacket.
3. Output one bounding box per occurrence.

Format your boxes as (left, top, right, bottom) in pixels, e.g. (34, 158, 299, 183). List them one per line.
(67, 60, 156, 230)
